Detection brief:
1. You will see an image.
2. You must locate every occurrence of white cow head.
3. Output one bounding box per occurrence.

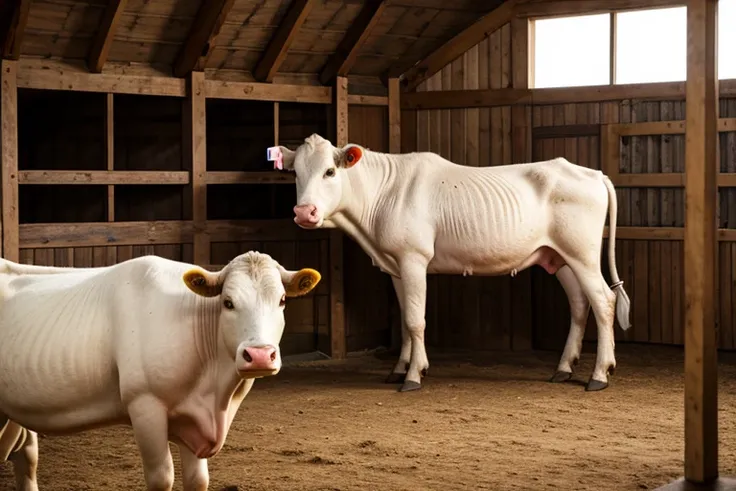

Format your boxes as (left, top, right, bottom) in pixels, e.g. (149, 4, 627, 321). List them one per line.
(181, 251, 321, 378)
(276, 134, 364, 229)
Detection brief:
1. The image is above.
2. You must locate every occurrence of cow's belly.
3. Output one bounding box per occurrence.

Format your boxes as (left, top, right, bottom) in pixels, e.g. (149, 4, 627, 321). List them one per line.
(0, 324, 125, 434)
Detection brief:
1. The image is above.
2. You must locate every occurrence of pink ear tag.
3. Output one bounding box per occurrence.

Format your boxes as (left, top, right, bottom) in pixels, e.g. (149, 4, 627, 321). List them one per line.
(267, 146, 283, 170)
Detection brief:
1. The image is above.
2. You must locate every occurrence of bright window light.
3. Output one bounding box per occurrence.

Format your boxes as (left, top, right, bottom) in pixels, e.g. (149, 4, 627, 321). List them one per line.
(615, 7, 687, 84)
(532, 14, 610, 88)
(720, 0, 736, 79)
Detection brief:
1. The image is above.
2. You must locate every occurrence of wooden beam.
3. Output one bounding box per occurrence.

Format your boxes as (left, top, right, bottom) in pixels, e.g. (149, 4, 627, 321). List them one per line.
(683, 0, 718, 483)
(402, 88, 531, 110)
(173, 0, 236, 78)
(19, 221, 194, 249)
(516, 0, 685, 18)
(105, 93, 116, 265)
(204, 79, 331, 103)
(87, 0, 129, 73)
(253, 0, 316, 83)
(319, 0, 388, 85)
(401, 0, 521, 91)
(1, 0, 30, 60)
(347, 94, 388, 106)
(18, 170, 190, 185)
(330, 76, 348, 361)
(1, 60, 18, 261)
(185, 71, 210, 265)
(205, 171, 294, 185)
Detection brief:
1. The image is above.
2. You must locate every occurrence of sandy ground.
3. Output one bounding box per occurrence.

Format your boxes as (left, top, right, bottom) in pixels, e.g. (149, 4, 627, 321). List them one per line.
(2, 343, 736, 491)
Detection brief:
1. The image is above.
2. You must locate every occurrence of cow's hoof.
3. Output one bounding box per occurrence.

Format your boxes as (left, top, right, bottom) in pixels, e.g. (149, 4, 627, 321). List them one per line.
(550, 370, 573, 383)
(399, 381, 422, 392)
(585, 378, 609, 391)
(421, 367, 428, 377)
(385, 372, 406, 384)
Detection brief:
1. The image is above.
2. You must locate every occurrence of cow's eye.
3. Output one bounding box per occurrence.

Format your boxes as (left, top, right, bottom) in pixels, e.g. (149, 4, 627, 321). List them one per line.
(279, 294, 286, 307)
(224, 299, 234, 310)
(324, 168, 336, 178)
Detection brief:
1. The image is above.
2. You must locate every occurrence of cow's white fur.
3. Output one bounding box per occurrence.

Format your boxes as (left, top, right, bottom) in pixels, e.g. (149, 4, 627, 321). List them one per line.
(0, 252, 321, 491)
(278, 133, 631, 393)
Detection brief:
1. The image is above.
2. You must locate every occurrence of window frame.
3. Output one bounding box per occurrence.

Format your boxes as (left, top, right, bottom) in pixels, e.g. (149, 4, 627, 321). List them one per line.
(529, 4, 733, 89)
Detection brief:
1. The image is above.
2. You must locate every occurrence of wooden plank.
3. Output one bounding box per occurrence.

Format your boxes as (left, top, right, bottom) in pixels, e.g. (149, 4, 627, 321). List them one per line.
(253, 0, 317, 82)
(401, 0, 521, 91)
(347, 94, 388, 106)
(532, 124, 600, 139)
(185, 71, 210, 266)
(87, 0, 129, 73)
(17, 60, 186, 97)
(330, 76, 348, 360)
(205, 171, 295, 185)
(616, 120, 686, 136)
(388, 78, 401, 153)
(204, 79, 331, 104)
(173, 0, 235, 78)
(18, 171, 190, 185)
(319, 0, 388, 85)
(205, 220, 328, 242)
(20, 221, 195, 249)
(1, 60, 18, 262)
(402, 88, 531, 110)
(105, 93, 116, 265)
(683, 0, 718, 482)
(516, 0, 685, 18)
(1, 0, 30, 60)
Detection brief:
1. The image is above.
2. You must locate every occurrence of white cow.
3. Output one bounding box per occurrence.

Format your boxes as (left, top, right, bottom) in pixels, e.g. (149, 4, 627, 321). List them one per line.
(0, 252, 321, 491)
(272, 134, 631, 393)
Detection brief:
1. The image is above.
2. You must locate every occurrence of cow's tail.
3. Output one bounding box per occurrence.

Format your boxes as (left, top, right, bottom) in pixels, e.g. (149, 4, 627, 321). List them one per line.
(603, 175, 631, 331)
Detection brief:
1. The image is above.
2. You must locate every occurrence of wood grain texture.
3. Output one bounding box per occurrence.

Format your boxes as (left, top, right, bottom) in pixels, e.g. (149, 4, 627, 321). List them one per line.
(87, 0, 129, 73)
(173, 0, 236, 78)
(1, 60, 18, 261)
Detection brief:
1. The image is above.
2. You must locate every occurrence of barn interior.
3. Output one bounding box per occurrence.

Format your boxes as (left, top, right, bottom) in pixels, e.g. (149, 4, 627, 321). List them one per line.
(0, 0, 734, 490)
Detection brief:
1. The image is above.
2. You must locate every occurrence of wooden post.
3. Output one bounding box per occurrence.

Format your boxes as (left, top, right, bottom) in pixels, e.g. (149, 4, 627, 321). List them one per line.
(329, 76, 348, 360)
(387, 77, 402, 351)
(105, 93, 117, 265)
(1, 59, 19, 262)
(684, 0, 718, 483)
(510, 17, 533, 351)
(184, 71, 210, 265)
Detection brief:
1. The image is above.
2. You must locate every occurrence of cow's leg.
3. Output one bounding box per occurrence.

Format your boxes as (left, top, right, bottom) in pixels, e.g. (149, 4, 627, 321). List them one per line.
(397, 258, 430, 392)
(9, 428, 38, 491)
(564, 261, 617, 391)
(128, 396, 175, 491)
(550, 265, 591, 383)
(178, 445, 208, 491)
(386, 276, 412, 384)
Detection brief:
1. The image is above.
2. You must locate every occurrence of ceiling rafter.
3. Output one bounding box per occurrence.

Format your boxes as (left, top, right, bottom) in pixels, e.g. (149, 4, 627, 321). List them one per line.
(173, 0, 236, 78)
(1, 0, 31, 60)
(87, 0, 129, 73)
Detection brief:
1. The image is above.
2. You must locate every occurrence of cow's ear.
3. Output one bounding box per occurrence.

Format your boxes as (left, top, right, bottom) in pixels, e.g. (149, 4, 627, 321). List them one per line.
(280, 146, 296, 171)
(280, 267, 322, 297)
(336, 144, 363, 169)
(183, 268, 223, 297)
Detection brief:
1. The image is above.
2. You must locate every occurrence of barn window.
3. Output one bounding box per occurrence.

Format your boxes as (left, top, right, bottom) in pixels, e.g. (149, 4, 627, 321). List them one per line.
(531, 13, 611, 88)
(720, 0, 736, 79)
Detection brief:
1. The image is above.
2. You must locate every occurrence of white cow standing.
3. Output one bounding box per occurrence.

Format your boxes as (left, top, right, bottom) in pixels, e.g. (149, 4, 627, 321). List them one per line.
(0, 252, 321, 491)
(272, 133, 631, 393)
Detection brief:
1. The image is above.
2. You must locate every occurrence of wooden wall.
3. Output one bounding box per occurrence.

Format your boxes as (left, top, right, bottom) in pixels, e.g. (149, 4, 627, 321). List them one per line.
(13, 87, 334, 357)
(400, 19, 736, 353)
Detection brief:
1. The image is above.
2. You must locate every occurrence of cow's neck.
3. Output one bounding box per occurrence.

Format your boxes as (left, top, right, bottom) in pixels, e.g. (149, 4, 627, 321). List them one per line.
(331, 151, 402, 277)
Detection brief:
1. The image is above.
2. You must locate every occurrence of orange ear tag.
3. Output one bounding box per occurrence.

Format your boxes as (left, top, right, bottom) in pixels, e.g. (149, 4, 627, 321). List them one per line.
(345, 146, 363, 168)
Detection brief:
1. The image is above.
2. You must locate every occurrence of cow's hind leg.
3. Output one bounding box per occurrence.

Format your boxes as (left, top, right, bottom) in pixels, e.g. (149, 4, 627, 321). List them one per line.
(386, 276, 412, 384)
(8, 426, 39, 491)
(396, 258, 430, 392)
(564, 260, 617, 391)
(178, 444, 209, 491)
(550, 265, 591, 383)
(128, 395, 175, 491)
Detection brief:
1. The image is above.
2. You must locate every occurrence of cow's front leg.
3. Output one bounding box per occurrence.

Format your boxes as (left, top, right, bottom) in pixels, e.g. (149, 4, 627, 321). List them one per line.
(9, 427, 38, 491)
(178, 444, 209, 491)
(386, 276, 412, 384)
(128, 395, 175, 491)
(397, 258, 429, 393)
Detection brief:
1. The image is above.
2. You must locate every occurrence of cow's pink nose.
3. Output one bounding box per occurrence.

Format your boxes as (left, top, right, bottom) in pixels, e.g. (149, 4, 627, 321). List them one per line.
(293, 204, 319, 224)
(242, 346, 278, 372)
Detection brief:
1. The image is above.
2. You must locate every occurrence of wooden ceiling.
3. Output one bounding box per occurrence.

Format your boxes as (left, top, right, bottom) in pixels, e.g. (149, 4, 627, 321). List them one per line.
(0, 0, 507, 90)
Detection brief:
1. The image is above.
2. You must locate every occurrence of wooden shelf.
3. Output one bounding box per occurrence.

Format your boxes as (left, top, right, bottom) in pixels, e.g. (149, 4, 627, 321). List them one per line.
(205, 171, 295, 185)
(19, 170, 190, 185)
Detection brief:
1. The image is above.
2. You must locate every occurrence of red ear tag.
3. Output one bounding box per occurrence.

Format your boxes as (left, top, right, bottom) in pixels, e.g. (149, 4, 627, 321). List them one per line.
(345, 146, 363, 167)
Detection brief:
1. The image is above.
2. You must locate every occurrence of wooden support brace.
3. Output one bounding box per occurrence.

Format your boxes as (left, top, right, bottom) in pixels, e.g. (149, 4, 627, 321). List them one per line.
(1, 60, 19, 262)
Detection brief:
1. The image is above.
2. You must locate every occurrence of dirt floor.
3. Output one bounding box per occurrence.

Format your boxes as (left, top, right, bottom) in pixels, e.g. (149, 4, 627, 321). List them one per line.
(2, 343, 736, 491)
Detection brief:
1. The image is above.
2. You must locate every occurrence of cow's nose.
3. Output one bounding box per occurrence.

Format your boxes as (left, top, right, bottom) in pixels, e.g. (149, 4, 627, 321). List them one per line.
(293, 204, 319, 224)
(241, 345, 279, 372)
